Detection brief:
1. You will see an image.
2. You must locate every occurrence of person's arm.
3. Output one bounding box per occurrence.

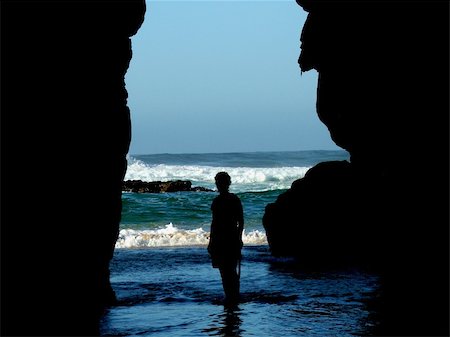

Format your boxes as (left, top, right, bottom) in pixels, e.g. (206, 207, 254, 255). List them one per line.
(237, 199, 244, 247)
(208, 199, 216, 254)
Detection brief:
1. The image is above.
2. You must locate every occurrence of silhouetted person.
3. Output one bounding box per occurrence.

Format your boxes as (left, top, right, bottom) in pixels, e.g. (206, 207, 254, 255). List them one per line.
(208, 172, 244, 305)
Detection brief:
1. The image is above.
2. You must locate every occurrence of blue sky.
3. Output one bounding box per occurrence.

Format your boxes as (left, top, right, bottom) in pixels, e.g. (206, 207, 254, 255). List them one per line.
(125, 0, 339, 155)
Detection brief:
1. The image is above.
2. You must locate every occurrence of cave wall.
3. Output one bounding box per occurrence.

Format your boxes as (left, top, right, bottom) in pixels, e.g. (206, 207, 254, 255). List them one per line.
(263, 1, 449, 335)
(2, 0, 448, 336)
(2, 1, 146, 335)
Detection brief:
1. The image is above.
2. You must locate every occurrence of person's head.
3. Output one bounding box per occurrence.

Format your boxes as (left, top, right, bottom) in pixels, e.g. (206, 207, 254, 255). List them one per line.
(215, 171, 231, 193)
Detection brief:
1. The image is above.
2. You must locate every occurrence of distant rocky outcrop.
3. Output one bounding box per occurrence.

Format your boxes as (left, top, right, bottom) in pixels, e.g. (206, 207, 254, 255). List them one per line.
(123, 180, 214, 193)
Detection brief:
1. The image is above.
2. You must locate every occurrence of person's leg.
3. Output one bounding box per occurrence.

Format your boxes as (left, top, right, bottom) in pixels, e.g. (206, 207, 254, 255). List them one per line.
(219, 264, 239, 304)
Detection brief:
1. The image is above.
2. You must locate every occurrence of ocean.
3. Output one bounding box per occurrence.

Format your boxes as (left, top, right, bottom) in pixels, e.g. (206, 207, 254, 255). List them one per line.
(100, 150, 381, 336)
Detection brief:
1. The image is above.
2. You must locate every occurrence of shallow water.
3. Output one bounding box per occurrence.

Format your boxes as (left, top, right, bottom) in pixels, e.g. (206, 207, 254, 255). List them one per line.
(100, 246, 380, 336)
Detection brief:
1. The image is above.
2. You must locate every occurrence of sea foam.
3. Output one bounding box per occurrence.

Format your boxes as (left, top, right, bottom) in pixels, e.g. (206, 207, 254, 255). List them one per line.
(115, 223, 267, 248)
(125, 157, 310, 192)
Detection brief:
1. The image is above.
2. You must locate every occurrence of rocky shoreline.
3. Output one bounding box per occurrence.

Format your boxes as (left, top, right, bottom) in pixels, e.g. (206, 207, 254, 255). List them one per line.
(122, 179, 214, 193)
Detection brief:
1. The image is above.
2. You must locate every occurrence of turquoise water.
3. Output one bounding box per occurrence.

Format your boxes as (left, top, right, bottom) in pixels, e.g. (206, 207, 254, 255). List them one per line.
(117, 150, 349, 248)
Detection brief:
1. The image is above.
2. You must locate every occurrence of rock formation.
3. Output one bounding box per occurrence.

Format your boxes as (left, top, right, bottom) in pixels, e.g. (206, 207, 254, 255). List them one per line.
(2, 0, 448, 336)
(123, 180, 214, 193)
(263, 1, 448, 335)
(2, 1, 146, 335)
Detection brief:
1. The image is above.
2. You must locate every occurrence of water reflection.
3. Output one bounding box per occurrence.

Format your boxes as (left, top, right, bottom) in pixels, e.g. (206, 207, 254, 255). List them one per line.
(203, 305, 243, 336)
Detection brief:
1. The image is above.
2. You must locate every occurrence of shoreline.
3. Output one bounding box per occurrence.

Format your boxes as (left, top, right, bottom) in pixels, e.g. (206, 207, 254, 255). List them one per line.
(114, 243, 270, 251)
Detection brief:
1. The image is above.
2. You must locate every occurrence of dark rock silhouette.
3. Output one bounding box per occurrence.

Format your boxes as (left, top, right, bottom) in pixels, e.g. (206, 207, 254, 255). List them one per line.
(123, 179, 214, 193)
(2, 0, 448, 336)
(264, 160, 379, 265)
(2, 1, 146, 335)
(263, 1, 448, 335)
